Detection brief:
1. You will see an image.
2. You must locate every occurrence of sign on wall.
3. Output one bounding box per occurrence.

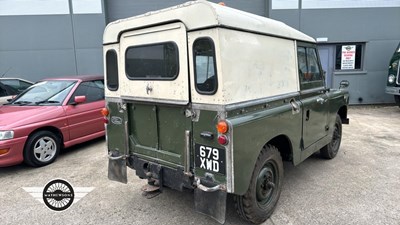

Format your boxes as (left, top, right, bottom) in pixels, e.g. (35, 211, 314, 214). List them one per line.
(341, 45, 356, 70)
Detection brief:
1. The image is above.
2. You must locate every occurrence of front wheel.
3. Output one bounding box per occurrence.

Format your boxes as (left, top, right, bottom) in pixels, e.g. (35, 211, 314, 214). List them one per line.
(320, 115, 342, 159)
(234, 145, 283, 224)
(23, 131, 61, 167)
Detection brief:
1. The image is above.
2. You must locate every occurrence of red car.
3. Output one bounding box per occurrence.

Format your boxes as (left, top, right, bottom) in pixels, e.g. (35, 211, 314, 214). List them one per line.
(0, 75, 105, 167)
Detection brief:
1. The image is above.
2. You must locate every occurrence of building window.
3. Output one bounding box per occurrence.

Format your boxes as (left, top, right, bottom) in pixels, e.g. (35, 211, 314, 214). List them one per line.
(335, 44, 363, 70)
(193, 38, 218, 94)
(125, 42, 179, 80)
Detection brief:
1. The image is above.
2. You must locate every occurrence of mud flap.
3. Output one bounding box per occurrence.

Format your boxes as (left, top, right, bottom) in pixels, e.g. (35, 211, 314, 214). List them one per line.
(108, 151, 127, 184)
(194, 188, 227, 224)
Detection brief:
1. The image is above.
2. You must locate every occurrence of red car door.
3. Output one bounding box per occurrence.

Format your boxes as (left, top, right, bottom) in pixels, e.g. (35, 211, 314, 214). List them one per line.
(64, 80, 105, 141)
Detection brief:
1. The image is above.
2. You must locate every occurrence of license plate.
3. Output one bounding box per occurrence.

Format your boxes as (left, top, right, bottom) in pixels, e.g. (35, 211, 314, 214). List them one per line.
(195, 144, 226, 175)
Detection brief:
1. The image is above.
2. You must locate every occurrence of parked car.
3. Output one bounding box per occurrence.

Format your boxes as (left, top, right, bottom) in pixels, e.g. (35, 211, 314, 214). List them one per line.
(0, 75, 105, 167)
(103, 2, 349, 224)
(0, 78, 33, 105)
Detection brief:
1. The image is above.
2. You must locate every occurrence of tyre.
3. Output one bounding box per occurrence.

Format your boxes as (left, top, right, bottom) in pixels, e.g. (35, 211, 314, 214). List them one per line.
(234, 145, 284, 224)
(320, 114, 342, 159)
(394, 95, 400, 108)
(23, 131, 61, 167)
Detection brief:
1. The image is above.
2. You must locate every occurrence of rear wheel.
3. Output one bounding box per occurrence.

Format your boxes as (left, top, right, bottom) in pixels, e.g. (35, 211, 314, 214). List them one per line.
(394, 95, 400, 108)
(23, 131, 61, 167)
(234, 145, 283, 224)
(320, 115, 342, 159)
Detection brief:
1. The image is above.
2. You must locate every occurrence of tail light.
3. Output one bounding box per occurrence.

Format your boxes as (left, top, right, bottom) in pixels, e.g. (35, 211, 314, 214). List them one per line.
(218, 135, 228, 145)
(101, 108, 109, 116)
(216, 120, 230, 146)
(217, 120, 229, 134)
(101, 108, 109, 124)
(103, 117, 109, 124)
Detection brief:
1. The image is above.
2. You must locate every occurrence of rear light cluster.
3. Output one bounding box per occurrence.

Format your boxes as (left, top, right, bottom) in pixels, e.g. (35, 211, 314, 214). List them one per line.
(101, 108, 109, 124)
(216, 120, 229, 146)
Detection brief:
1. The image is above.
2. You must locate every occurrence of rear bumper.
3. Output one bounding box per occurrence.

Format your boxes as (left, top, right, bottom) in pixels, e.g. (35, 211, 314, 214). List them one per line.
(108, 151, 226, 192)
(0, 136, 27, 167)
(127, 155, 194, 191)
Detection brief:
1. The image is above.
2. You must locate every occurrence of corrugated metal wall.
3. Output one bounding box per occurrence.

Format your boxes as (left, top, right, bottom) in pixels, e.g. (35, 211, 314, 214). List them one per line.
(105, 0, 267, 22)
(1, 0, 399, 104)
(0, 0, 105, 82)
(270, 1, 400, 104)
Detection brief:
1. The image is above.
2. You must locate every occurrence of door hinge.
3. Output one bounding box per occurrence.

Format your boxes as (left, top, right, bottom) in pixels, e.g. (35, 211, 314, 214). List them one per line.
(185, 109, 200, 121)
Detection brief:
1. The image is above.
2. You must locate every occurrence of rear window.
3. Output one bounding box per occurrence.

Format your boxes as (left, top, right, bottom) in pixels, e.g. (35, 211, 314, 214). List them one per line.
(125, 42, 179, 80)
(193, 38, 218, 94)
(106, 50, 119, 91)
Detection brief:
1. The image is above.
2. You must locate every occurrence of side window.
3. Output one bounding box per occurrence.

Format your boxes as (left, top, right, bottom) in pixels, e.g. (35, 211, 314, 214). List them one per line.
(298, 47, 307, 76)
(0, 85, 7, 97)
(106, 50, 119, 90)
(69, 80, 104, 104)
(2, 79, 22, 95)
(297, 46, 324, 89)
(306, 48, 322, 81)
(193, 38, 218, 94)
(20, 81, 32, 89)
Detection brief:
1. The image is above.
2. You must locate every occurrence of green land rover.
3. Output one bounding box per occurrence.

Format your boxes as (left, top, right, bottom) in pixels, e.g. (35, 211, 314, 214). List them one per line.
(102, 1, 350, 224)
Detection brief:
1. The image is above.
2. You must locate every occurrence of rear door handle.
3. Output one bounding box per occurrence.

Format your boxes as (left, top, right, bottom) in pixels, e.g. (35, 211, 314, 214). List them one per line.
(200, 131, 214, 140)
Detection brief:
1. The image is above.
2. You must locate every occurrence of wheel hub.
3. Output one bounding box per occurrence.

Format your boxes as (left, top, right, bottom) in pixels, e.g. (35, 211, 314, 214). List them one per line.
(34, 137, 56, 162)
(256, 165, 276, 205)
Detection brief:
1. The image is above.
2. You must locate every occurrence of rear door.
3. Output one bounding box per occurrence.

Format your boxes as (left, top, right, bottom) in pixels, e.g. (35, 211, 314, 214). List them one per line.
(119, 22, 190, 168)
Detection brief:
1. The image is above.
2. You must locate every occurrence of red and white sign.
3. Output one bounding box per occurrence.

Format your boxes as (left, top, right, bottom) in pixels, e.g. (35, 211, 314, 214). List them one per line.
(341, 45, 356, 70)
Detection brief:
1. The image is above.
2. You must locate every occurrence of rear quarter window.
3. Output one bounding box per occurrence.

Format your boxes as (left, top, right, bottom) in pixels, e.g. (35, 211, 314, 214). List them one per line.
(106, 50, 119, 91)
(193, 38, 218, 94)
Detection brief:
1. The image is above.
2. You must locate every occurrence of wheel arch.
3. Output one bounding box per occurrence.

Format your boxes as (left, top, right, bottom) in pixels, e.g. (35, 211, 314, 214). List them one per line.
(337, 105, 348, 124)
(233, 134, 291, 195)
(24, 126, 64, 150)
(266, 134, 293, 162)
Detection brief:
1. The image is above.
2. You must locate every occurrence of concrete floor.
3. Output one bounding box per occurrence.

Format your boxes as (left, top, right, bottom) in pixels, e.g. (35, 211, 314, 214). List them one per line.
(1, 105, 399, 225)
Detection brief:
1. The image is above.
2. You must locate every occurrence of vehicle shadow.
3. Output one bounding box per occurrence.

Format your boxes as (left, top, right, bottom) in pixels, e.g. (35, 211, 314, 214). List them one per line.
(59, 136, 105, 157)
(138, 155, 328, 225)
(0, 163, 32, 178)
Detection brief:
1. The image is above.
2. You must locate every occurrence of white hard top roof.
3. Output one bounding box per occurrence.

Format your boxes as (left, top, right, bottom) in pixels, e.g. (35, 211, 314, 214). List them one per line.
(103, 0, 315, 44)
